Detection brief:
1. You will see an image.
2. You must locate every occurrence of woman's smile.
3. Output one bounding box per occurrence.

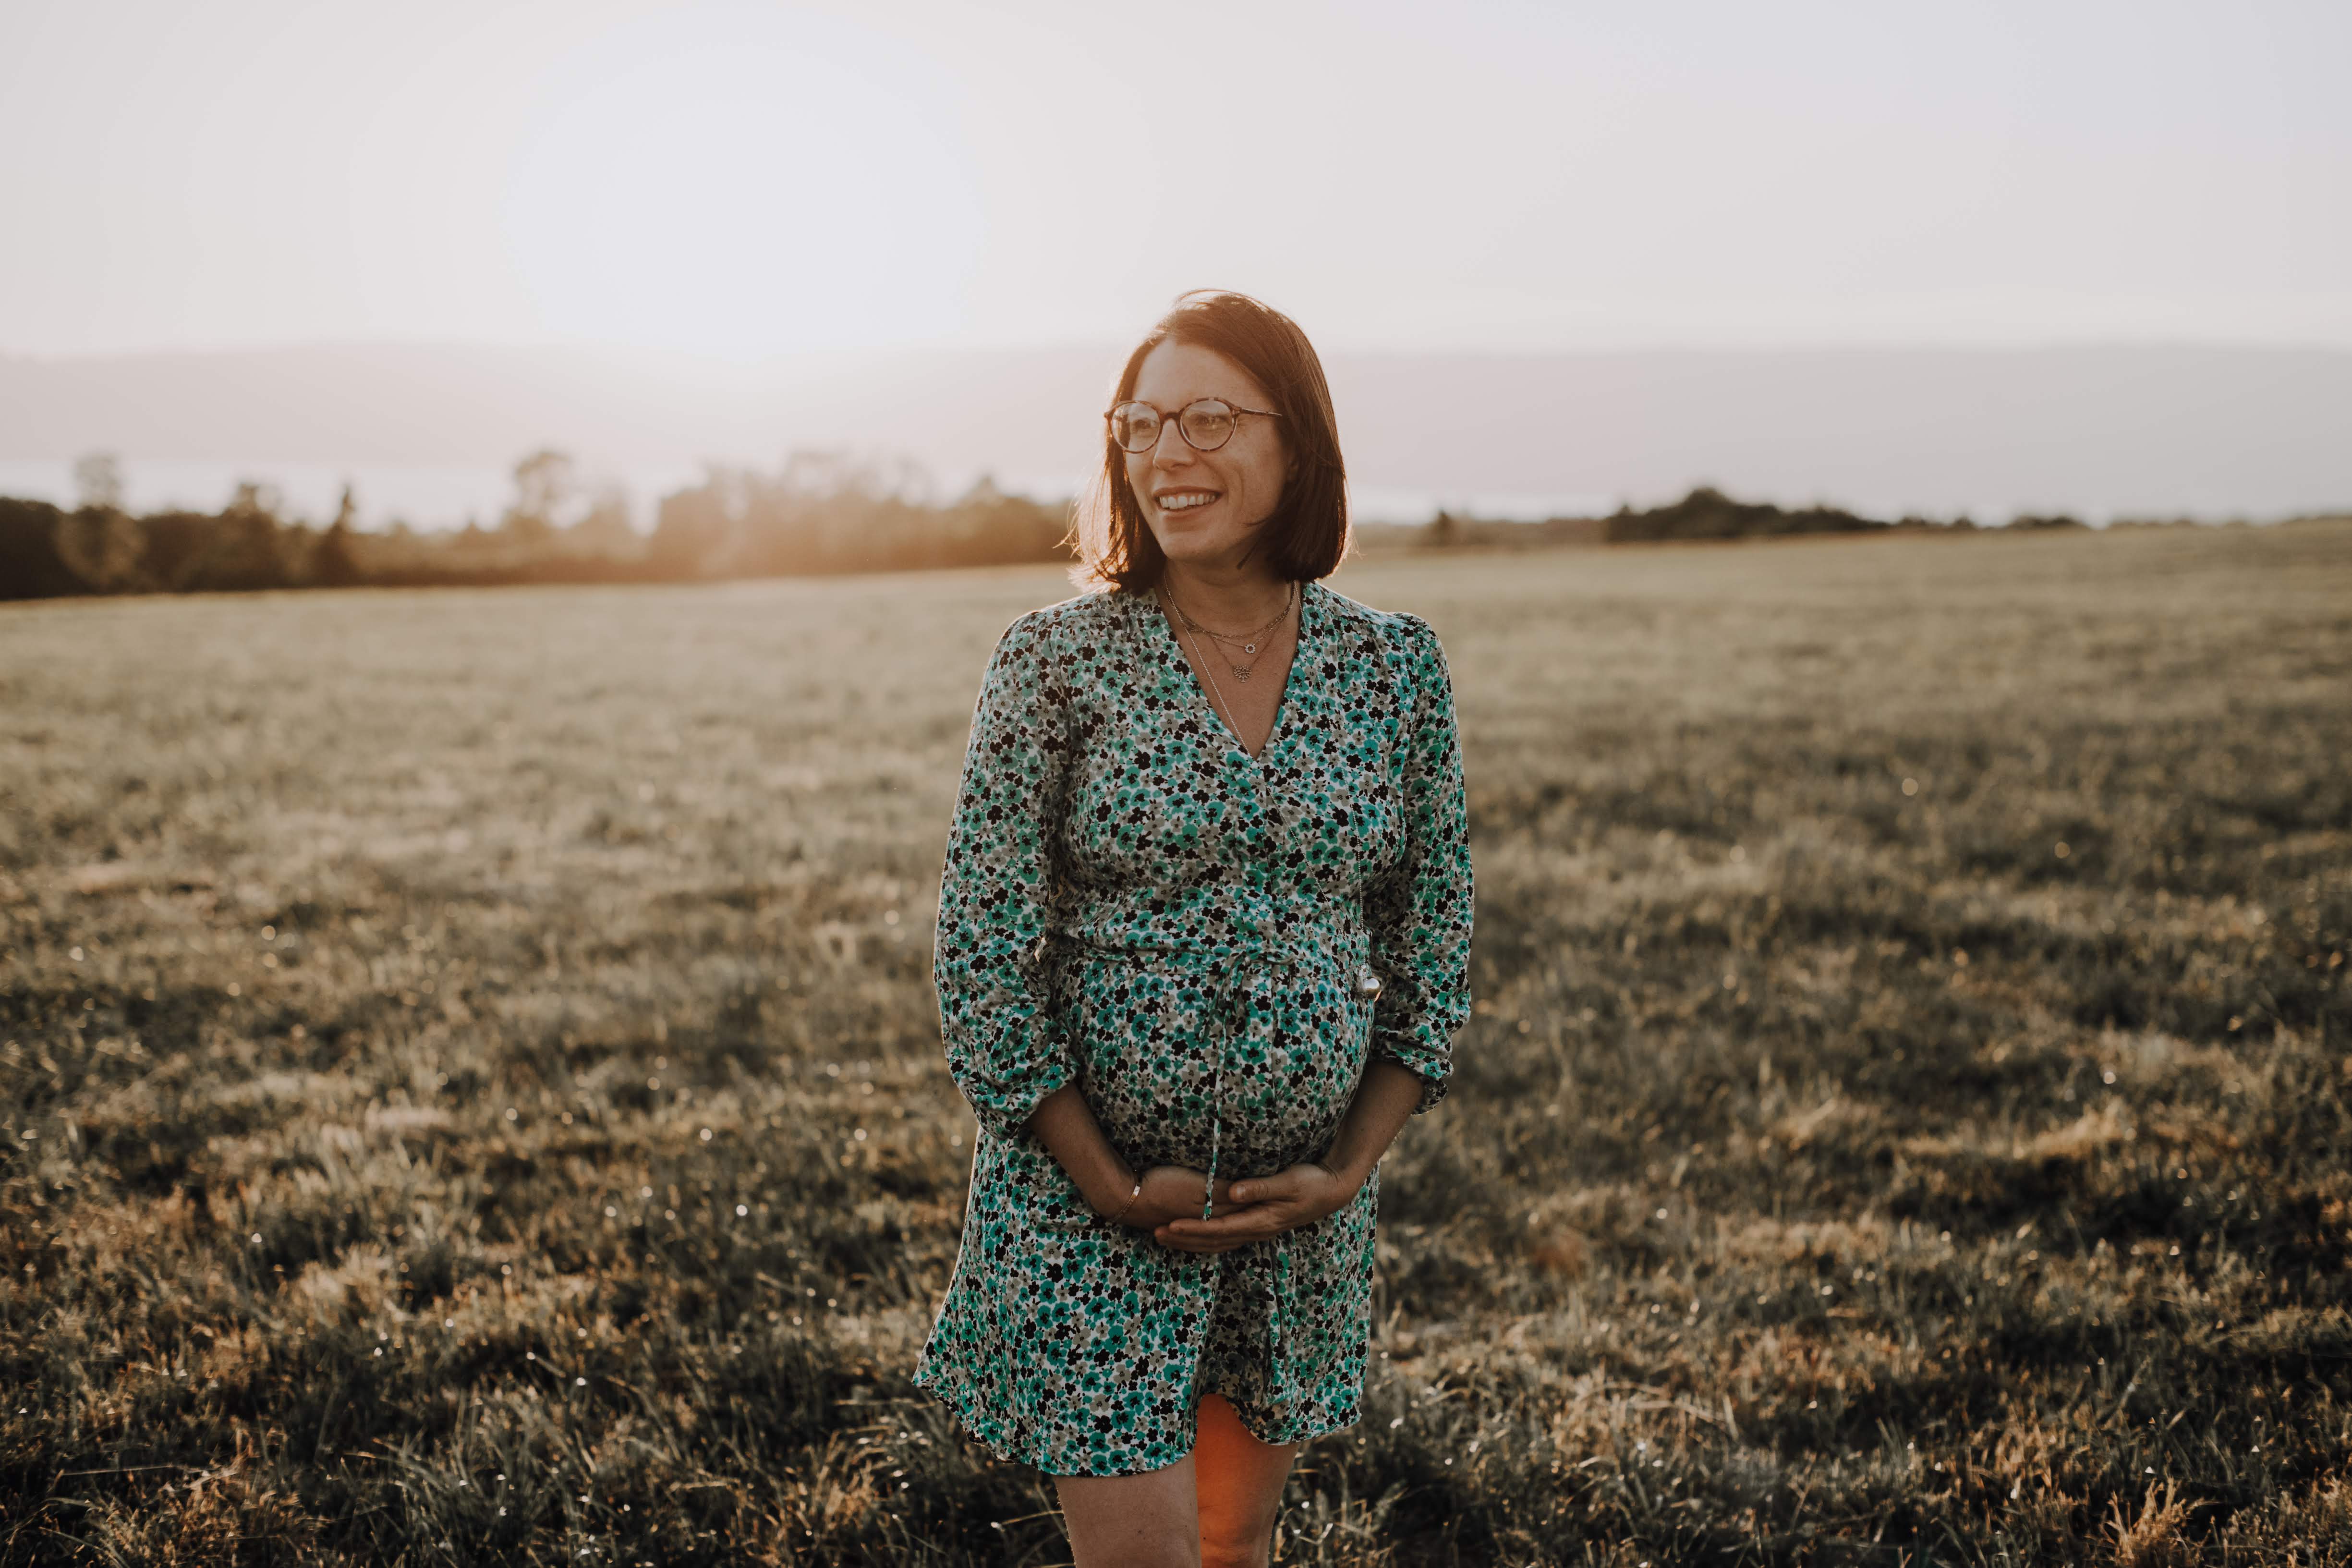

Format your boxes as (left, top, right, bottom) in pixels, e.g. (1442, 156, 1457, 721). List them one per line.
(1153, 486, 1222, 515)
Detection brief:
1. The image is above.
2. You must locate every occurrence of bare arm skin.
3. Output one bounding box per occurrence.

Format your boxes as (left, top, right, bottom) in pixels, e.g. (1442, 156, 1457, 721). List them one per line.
(1024, 1058, 1426, 1256)
(1313, 1057, 1427, 1192)
(1022, 1082, 1239, 1237)
(1155, 1058, 1425, 1252)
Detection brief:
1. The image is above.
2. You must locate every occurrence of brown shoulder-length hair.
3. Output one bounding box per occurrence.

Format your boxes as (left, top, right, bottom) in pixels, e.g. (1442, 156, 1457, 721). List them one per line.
(1071, 290, 1348, 593)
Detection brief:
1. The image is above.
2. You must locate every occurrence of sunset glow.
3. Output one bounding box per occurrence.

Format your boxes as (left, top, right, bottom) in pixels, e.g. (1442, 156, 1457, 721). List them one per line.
(498, 8, 984, 357)
(2, 0, 2345, 359)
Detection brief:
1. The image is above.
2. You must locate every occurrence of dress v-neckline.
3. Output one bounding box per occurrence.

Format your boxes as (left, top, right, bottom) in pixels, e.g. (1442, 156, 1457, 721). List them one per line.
(1145, 582, 1318, 764)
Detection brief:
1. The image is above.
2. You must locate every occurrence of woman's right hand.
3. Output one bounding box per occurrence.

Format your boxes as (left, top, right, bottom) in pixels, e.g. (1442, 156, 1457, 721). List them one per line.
(1104, 1165, 1233, 1230)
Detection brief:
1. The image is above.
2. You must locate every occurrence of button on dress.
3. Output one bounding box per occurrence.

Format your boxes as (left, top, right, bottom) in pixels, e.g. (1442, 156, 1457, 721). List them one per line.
(912, 580, 1474, 1478)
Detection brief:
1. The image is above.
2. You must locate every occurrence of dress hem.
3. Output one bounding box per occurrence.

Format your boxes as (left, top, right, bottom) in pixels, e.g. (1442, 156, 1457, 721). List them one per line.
(911, 1360, 1363, 1477)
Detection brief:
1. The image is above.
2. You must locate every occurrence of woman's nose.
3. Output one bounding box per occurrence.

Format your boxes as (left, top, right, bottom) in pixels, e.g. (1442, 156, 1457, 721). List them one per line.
(1151, 417, 1192, 466)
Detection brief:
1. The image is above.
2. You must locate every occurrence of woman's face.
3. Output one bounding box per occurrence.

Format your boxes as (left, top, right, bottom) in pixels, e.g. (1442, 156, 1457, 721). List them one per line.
(1123, 339, 1291, 575)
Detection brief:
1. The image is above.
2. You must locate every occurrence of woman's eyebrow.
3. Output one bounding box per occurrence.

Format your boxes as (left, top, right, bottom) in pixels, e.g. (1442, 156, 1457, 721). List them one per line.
(1132, 392, 1246, 409)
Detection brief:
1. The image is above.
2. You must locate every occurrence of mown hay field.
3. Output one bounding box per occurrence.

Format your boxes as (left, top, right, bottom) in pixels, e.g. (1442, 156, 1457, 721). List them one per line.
(3, 524, 2349, 1567)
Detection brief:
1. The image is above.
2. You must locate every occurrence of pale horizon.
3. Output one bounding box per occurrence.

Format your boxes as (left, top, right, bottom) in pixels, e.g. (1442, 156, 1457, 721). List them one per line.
(6, 340, 2347, 529)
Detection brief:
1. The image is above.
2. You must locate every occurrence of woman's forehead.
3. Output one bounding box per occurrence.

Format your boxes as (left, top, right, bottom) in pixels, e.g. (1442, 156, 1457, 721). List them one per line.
(1132, 340, 1269, 407)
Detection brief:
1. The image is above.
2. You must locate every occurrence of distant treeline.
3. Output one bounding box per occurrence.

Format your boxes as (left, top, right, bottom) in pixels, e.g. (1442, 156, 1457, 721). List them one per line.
(3, 456, 2325, 602)
(0, 449, 1073, 601)
(1410, 486, 2103, 550)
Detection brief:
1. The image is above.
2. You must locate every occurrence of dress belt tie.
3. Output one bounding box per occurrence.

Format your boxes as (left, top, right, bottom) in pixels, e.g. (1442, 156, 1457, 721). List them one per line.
(1199, 948, 1300, 1219)
(1196, 945, 1382, 1424)
(1197, 949, 1297, 1419)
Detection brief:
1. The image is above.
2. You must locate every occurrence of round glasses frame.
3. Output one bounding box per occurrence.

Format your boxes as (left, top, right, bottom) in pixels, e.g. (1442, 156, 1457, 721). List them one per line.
(1104, 397, 1283, 454)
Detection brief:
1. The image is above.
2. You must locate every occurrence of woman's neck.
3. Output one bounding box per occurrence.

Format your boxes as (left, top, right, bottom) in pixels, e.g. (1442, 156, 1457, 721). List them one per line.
(1158, 560, 1293, 631)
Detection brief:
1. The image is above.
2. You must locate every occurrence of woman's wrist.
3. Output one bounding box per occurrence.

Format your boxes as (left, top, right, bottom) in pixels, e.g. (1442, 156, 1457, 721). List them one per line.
(1025, 1085, 1146, 1220)
(1087, 1159, 1142, 1219)
(1310, 1155, 1370, 1194)
(1314, 1061, 1419, 1195)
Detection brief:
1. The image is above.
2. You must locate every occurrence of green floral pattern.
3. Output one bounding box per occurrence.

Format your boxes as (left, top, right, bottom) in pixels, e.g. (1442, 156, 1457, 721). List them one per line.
(912, 581, 1474, 1477)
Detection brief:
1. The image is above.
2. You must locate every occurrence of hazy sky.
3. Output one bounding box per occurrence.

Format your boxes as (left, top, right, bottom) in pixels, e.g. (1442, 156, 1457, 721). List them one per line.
(4, 0, 2347, 360)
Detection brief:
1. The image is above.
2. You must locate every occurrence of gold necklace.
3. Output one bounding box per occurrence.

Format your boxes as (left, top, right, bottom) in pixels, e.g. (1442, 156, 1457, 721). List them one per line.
(1162, 587, 1247, 749)
(1164, 581, 1295, 682)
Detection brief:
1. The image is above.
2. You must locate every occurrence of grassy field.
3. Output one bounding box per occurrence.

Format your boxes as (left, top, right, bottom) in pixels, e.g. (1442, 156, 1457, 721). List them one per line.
(3, 524, 2348, 1567)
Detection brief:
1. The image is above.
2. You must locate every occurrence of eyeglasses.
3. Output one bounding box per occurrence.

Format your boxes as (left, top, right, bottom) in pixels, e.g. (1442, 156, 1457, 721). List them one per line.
(1105, 398, 1282, 454)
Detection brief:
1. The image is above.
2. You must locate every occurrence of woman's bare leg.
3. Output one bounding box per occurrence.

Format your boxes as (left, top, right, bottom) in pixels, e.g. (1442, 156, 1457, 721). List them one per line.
(1192, 1394, 1300, 1568)
(1055, 1454, 1201, 1568)
(1051, 1395, 1300, 1568)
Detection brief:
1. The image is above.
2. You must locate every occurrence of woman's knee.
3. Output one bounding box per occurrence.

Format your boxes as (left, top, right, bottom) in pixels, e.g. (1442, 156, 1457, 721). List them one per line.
(1199, 1535, 1274, 1568)
(1192, 1396, 1293, 1568)
(1196, 1492, 1278, 1568)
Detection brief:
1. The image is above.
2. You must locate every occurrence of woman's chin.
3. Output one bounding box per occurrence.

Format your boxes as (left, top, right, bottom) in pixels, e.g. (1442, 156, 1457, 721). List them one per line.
(1152, 527, 1261, 571)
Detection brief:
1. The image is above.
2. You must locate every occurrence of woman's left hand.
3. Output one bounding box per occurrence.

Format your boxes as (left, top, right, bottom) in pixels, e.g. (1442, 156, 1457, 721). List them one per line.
(1152, 1161, 1357, 1253)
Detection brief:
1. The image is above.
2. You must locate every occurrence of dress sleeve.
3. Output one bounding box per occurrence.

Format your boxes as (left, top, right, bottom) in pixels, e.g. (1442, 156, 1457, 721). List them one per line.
(931, 612, 1079, 1142)
(1363, 612, 1475, 1115)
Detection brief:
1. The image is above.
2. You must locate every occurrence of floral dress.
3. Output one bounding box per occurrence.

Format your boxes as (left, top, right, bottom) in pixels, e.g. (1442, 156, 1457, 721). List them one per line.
(911, 580, 1474, 1478)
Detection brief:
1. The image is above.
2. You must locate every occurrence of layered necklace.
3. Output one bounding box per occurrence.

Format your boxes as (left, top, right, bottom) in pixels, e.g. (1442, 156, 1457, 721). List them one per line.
(1163, 580, 1297, 683)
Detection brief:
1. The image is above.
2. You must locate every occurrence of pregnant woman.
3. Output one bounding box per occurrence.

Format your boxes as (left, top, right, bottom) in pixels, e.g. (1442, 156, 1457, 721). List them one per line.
(912, 290, 1474, 1568)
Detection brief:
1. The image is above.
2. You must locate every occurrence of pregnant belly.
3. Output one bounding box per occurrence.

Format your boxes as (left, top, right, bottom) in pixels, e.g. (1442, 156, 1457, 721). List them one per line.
(1067, 948, 1375, 1178)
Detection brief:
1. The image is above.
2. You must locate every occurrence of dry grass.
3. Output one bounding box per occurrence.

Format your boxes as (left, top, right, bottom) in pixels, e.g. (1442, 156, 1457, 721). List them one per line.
(2, 525, 2347, 1565)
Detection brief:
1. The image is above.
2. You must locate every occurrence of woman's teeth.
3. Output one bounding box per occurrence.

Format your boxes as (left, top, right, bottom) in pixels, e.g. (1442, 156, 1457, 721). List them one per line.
(1160, 493, 1217, 512)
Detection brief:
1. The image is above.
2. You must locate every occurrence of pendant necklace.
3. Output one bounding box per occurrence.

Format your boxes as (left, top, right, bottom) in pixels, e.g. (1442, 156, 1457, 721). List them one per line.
(1161, 586, 1242, 741)
(1162, 585, 1289, 780)
(1165, 581, 1296, 682)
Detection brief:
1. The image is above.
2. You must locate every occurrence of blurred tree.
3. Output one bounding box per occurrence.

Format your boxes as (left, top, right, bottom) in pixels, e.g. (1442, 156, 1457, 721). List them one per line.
(138, 512, 223, 591)
(314, 482, 364, 586)
(1603, 486, 1882, 543)
(56, 452, 144, 592)
(650, 464, 751, 578)
(504, 448, 575, 546)
(73, 451, 125, 512)
(181, 480, 291, 591)
(568, 481, 639, 560)
(0, 498, 84, 598)
(228, 480, 286, 519)
(53, 506, 145, 593)
(649, 453, 1067, 581)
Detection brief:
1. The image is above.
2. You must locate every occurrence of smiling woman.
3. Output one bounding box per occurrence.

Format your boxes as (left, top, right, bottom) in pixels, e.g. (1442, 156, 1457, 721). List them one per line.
(912, 292, 1476, 1568)
(497, 7, 985, 359)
